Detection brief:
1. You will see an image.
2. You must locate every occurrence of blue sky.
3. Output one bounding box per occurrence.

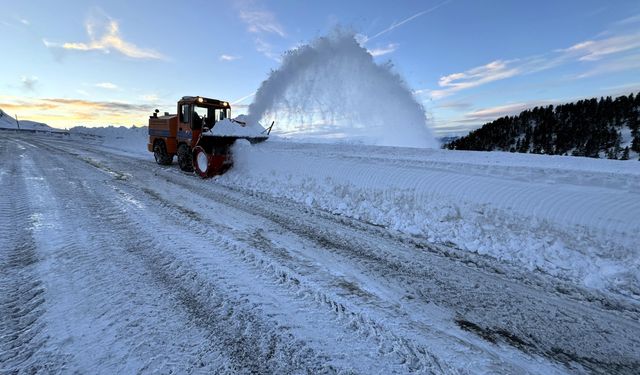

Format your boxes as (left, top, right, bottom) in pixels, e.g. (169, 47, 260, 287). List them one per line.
(1, 0, 639, 135)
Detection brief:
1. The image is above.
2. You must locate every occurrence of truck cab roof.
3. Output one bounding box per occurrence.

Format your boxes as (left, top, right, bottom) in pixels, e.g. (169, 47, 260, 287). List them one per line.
(180, 96, 230, 108)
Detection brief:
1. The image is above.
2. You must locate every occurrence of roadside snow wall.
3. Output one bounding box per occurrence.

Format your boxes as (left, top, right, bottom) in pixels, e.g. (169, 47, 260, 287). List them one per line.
(223, 141, 640, 299)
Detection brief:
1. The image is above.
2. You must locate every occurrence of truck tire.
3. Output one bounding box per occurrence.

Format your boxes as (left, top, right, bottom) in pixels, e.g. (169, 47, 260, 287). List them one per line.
(193, 146, 213, 178)
(177, 143, 193, 172)
(153, 140, 173, 165)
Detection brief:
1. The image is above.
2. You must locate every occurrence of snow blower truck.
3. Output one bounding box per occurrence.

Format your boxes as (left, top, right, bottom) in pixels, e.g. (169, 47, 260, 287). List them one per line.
(148, 96, 269, 177)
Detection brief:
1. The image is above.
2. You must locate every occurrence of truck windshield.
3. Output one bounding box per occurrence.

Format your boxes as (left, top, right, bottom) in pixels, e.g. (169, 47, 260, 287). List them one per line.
(194, 105, 230, 128)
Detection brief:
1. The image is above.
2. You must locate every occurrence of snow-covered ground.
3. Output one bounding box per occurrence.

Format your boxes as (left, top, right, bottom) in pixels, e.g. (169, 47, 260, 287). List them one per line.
(3, 129, 639, 374)
(70, 125, 640, 299)
(0, 110, 63, 132)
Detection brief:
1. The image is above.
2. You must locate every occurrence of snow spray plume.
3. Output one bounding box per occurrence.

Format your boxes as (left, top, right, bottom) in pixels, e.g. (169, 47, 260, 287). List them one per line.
(248, 29, 437, 148)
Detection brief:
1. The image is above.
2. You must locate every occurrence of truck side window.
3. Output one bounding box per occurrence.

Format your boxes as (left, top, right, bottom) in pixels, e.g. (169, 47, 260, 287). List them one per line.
(180, 104, 190, 123)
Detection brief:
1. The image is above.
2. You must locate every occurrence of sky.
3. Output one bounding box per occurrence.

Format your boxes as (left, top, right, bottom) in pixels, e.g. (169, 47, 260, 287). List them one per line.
(1, 0, 639, 136)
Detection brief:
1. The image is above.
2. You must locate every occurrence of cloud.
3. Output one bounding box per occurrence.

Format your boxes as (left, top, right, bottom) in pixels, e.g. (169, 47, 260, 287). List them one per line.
(429, 60, 520, 99)
(613, 14, 640, 26)
(236, 1, 285, 61)
(254, 37, 281, 62)
(15, 16, 30, 26)
(368, 43, 399, 57)
(461, 103, 536, 123)
(433, 100, 473, 110)
(575, 53, 640, 78)
(94, 82, 118, 90)
(563, 33, 640, 61)
(21, 76, 38, 91)
(239, 9, 286, 37)
(0, 95, 156, 127)
(141, 94, 159, 102)
(231, 92, 256, 105)
(219, 54, 240, 61)
(426, 30, 640, 100)
(44, 12, 165, 60)
(361, 0, 452, 44)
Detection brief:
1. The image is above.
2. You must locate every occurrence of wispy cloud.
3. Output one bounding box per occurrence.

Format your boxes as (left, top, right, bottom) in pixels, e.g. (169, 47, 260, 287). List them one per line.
(361, 0, 452, 44)
(575, 53, 640, 78)
(430, 60, 521, 99)
(44, 11, 165, 60)
(236, 1, 286, 61)
(460, 102, 539, 123)
(21, 76, 38, 91)
(94, 82, 118, 90)
(426, 30, 640, 100)
(368, 43, 399, 57)
(232, 92, 256, 105)
(15, 16, 30, 26)
(141, 94, 159, 102)
(238, 9, 286, 37)
(563, 33, 640, 61)
(613, 13, 640, 26)
(219, 54, 240, 62)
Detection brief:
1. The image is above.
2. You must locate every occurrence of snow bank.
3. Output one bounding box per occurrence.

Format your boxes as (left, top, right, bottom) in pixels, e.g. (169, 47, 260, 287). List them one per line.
(207, 115, 266, 137)
(0, 110, 62, 132)
(69, 125, 149, 156)
(223, 141, 640, 298)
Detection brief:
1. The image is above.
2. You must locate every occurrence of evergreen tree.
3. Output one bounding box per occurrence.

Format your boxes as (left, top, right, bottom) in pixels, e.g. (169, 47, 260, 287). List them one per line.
(444, 92, 640, 161)
(621, 147, 630, 160)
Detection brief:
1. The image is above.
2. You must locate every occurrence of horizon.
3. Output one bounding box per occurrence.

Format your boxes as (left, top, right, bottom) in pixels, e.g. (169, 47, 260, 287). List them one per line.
(2, 0, 639, 136)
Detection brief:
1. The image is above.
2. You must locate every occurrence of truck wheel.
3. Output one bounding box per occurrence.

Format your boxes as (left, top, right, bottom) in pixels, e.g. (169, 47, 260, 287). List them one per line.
(193, 146, 213, 178)
(177, 143, 193, 172)
(153, 140, 173, 165)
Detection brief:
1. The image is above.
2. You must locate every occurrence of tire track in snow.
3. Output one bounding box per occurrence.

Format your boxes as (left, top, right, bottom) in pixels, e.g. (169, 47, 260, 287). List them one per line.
(8, 137, 234, 374)
(25, 135, 640, 373)
(26, 137, 569, 373)
(18, 137, 347, 373)
(0, 137, 67, 373)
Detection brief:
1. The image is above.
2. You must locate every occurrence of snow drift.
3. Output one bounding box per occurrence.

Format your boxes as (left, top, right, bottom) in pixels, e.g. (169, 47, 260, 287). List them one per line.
(247, 30, 437, 148)
(225, 141, 640, 298)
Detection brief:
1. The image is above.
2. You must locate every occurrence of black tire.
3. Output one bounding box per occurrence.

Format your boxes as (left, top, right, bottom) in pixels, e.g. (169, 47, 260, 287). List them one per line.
(177, 143, 194, 172)
(153, 140, 173, 165)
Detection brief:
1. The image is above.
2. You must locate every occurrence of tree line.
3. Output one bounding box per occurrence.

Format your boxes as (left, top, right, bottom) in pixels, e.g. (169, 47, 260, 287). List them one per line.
(445, 92, 640, 160)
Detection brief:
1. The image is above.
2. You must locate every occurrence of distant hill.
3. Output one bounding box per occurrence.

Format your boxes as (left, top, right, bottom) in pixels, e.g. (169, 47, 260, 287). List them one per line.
(0, 109, 63, 132)
(445, 93, 640, 160)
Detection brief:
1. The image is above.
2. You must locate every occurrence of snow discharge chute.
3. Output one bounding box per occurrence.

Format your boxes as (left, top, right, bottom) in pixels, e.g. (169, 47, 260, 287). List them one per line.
(247, 29, 438, 148)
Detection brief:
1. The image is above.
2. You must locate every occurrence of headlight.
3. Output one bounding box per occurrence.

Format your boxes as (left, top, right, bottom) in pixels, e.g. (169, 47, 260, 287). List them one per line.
(222, 102, 228, 106)
(197, 97, 204, 103)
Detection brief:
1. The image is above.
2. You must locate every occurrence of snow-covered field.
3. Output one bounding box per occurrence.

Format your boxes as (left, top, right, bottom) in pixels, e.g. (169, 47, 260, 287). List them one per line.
(72, 125, 640, 298)
(2, 129, 640, 374)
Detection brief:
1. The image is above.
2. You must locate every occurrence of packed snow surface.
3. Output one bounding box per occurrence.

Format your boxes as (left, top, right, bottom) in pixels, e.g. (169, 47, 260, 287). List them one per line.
(247, 30, 437, 148)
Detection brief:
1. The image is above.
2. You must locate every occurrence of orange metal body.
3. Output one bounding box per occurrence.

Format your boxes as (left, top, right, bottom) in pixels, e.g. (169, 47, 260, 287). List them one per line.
(147, 115, 178, 154)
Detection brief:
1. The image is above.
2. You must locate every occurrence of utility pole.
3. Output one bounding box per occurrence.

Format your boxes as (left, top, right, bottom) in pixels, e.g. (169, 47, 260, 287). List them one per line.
(15, 114, 20, 130)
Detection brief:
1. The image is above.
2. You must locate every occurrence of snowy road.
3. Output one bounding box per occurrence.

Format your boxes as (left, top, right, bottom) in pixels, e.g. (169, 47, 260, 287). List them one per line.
(1, 132, 639, 374)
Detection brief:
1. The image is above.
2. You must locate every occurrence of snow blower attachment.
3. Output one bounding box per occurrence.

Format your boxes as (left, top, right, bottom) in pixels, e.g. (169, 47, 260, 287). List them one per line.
(147, 96, 268, 178)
